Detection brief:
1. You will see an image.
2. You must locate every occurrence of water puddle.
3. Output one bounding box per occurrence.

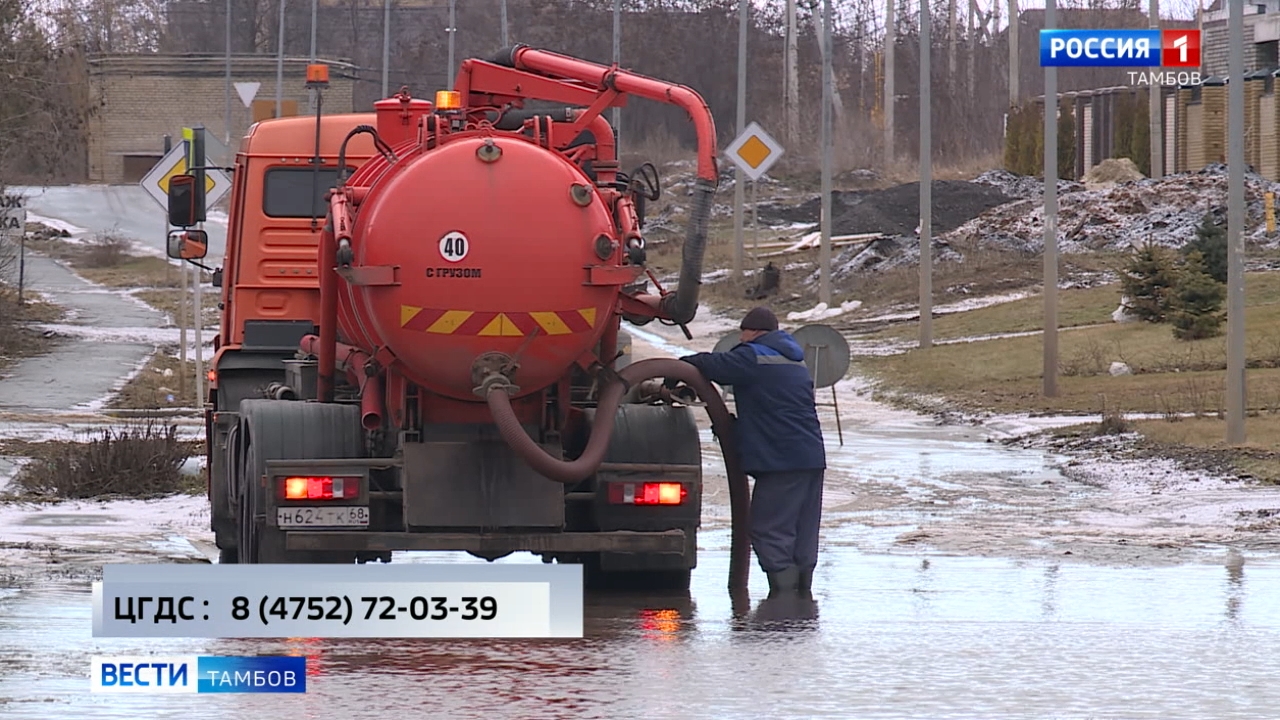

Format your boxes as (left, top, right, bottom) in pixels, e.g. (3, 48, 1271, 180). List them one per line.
(2, 548, 1280, 719)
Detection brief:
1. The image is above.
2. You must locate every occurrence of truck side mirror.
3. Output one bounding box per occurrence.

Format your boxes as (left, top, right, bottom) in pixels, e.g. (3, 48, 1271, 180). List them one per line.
(167, 229, 208, 260)
(168, 174, 198, 227)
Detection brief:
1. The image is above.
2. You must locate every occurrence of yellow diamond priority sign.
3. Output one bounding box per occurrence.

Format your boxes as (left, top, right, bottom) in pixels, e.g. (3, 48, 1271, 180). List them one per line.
(725, 121, 784, 182)
(140, 140, 231, 213)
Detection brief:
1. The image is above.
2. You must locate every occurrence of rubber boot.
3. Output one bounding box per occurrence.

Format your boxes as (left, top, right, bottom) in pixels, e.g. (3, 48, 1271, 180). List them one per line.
(797, 565, 815, 594)
(766, 566, 801, 596)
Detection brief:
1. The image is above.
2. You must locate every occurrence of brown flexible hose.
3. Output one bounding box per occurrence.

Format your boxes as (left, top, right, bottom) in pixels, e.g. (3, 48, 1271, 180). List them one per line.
(486, 357, 752, 593)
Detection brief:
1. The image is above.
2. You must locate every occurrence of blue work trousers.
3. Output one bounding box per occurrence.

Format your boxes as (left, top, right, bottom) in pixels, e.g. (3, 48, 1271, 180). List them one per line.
(748, 469, 825, 574)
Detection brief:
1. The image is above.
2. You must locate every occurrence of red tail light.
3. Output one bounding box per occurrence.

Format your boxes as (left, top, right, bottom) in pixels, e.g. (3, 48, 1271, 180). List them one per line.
(607, 481, 687, 505)
(278, 476, 360, 501)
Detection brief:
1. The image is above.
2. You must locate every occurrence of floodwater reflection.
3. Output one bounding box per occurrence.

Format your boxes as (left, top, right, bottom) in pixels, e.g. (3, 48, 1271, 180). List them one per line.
(6, 550, 1280, 719)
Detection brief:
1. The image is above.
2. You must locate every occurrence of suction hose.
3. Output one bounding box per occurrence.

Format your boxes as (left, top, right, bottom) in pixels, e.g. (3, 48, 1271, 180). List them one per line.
(485, 358, 752, 594)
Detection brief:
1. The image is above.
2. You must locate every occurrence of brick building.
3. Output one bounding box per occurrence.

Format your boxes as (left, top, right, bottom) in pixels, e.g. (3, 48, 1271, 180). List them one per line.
(1201, 0, 1280, 79)
(87, 53, 359, 184)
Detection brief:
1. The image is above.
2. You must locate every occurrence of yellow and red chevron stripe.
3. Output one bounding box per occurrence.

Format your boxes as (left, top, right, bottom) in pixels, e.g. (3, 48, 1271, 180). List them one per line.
(399, 306, 599, 336)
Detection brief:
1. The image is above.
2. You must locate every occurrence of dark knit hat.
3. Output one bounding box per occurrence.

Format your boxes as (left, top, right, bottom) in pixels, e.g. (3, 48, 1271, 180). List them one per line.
(741, 306, 778, 332)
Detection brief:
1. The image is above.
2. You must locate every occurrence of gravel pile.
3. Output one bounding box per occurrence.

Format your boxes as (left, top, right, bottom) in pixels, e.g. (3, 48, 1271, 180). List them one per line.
(948, 163, 1280, 255)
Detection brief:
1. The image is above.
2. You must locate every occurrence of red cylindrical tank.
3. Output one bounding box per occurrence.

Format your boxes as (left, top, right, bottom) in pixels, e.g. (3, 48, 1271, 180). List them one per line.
(338, 132, 621, 402)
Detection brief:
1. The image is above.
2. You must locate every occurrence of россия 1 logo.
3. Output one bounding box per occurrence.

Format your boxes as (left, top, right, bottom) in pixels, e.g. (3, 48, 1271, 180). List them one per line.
(1039, 29, 1202, 85)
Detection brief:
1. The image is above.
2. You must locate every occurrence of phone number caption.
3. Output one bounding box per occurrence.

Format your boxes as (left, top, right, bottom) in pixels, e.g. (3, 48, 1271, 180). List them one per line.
(112, 595, 499, 626)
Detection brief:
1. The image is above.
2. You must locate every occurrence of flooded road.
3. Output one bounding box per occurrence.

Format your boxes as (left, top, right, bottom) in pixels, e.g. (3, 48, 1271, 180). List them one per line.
(2, 546, 1280, 719)
(5, 295, 1280, 716)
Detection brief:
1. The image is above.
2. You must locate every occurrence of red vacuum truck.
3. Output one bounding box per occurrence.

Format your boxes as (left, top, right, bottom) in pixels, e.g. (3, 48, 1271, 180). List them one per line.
(165, 46, 751, 591)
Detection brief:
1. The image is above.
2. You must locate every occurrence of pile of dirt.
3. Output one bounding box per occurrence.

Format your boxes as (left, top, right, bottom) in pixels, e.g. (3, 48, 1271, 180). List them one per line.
(945, 163, 1280, 255)
(807, 235, 965, 285)
(757, 190, 868, 226)
(1083, 157, 1146, 186)
(757, 180, 1013, 236)
(971, 169, 1085, 200)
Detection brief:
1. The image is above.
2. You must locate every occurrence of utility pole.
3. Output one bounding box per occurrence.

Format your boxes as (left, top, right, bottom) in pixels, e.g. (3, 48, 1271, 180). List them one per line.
(1008, 0, 1019, 107)
(501, 0, 509, 47)
(884, 0, 896, 165)
(613, 0, 621, 153)
(820, 0, 833, 306)
(1227, 0, 1246, 443)
(382, 0, 391, 97)
(786, 0, 799, 145)
(224, 0, 232, 145)
(308, 0, 317, 114)
(920, 0, 933, 348)
(968, 0, 976, 110)
(1043, 0, 1058, 397)
(948, 0, 956, 77)
(447, 0, 456, 86)
(275, 0, 286, 117)
(1149, 0, 1163, 178)
(732, 0, 747, 281)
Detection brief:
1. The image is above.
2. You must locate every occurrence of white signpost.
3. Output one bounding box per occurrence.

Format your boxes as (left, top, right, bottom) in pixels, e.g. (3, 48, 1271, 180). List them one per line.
(724, 122, 785, 263)
(138, 136, 227, 409)
(1, 193, 28, 304)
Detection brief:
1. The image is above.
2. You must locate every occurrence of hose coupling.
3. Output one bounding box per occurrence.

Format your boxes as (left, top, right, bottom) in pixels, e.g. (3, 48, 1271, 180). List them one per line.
(474, 373, 519, 398)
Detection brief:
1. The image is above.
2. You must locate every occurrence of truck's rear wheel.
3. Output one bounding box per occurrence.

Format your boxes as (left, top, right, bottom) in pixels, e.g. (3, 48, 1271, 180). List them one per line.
(578, 403, 702, 592)
(235, 399, 365, 564)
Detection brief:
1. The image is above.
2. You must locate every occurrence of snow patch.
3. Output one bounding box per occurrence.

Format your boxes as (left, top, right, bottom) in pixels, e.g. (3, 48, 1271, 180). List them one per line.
(27, 213, 88, 237)
(786, 300, 863, 322)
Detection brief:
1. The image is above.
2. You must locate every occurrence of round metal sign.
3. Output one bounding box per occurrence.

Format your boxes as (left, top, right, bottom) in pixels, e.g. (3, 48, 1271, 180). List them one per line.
(713, 331, 742, 355)
(791, 324, 851, 389)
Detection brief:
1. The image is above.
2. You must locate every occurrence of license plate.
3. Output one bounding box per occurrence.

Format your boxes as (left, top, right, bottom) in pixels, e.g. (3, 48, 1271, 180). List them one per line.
(276, 506, 369, 528)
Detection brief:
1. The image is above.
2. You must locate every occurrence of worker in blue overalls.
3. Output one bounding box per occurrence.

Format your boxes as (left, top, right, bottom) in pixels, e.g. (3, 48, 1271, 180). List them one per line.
(673, 306, 827, 595)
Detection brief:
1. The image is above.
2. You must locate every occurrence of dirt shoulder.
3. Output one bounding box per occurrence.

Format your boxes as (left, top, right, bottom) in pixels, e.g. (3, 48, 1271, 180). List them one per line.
(855, 273, 1280, 483)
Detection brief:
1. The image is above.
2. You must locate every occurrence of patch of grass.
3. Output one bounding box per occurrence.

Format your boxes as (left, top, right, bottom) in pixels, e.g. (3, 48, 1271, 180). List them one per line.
(857, 271, 1280, 416)
(133, 289, 220, 330)
(25, 235, 190, 289)
(1130, 416, 1280, 483)
(6, 422, 199, 500)
(108, 351, 200, 410)
(864, 281, 1122, 342)
(0, 287, 66, 372)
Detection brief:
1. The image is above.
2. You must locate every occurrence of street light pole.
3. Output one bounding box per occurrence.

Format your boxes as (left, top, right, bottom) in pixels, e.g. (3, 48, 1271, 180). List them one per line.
(919, 0, 932, 348)
(1227, 0, 1246, 443)
(1043, 0, 1059, 397)
(447, 0, 456, 86)
(819, 0, 833, 306)
(382, 0, 391, 97)
(275, 0, 286, 117)
(1149, 0, 1163, 178)
(224, 0, 231, 145)
(502, 0, 509, 47)
(732, 0, 747, 281)
(613, 0, 621, 154)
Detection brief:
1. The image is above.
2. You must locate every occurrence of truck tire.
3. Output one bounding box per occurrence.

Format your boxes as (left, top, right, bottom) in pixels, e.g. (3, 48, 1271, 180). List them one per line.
(580, 403, 702, 592)
(235, 399, 365, 564)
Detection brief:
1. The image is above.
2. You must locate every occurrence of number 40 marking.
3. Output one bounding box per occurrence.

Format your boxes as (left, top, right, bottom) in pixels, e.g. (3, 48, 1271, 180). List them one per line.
(439, 231, 469, 262)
